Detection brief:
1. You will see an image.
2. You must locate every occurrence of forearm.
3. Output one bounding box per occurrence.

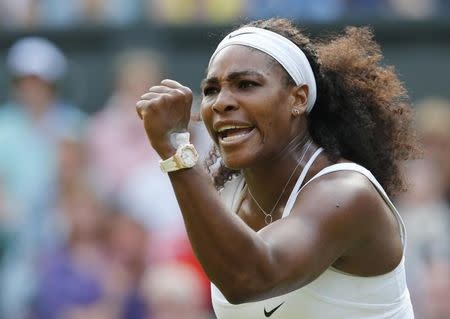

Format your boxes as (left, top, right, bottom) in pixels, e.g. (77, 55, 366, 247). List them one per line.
(137, 80, 275, 300)
(167, 165, 273, 298)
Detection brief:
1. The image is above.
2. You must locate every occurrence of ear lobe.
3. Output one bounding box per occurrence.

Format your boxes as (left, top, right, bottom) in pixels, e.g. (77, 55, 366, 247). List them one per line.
(292, 108, 301, 117)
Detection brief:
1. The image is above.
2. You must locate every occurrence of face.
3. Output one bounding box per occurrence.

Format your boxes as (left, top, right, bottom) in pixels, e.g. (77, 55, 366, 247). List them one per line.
(201, 45, 302, 169)
(14, 75, 55, 108)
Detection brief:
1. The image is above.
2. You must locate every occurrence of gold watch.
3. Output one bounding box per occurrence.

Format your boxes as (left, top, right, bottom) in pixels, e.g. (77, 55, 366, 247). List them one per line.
(159, 133, 199, 173)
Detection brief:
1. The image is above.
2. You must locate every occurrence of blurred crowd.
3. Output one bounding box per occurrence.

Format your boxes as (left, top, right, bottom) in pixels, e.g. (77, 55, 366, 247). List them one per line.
(396, 97, 450, 319)
(0, 23, 449, 319)
(0, 37, 212, 319)
(1, 0, 450, 29)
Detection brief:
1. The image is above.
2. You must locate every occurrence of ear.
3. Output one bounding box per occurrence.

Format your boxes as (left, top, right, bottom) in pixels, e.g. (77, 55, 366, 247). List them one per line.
(289, 84, 309, 116)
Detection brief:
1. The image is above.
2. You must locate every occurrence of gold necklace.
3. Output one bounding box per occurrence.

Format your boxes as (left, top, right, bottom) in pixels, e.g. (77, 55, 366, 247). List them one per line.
(247, 140, 312, 225)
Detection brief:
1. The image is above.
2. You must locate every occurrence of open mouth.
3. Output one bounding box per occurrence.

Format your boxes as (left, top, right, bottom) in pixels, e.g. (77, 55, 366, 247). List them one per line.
(217, 125, 255, 143)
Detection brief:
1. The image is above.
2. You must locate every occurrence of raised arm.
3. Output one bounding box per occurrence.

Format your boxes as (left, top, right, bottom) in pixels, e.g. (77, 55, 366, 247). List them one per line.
(136, 80, 382, 304)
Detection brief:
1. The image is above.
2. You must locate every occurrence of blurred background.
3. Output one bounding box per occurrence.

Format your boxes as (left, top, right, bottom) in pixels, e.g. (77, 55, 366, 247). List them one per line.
(0, 1, 449, 318)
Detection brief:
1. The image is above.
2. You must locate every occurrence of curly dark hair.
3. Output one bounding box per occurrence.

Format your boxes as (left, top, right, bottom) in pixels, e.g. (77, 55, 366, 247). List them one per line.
(204, 18, 418, 196)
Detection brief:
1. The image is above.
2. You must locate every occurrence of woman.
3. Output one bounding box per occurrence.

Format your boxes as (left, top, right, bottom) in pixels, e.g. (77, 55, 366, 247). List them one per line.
(136, 18, 416, 318)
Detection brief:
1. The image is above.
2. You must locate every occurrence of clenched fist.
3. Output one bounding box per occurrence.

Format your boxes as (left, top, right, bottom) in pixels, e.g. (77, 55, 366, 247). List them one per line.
(136, 79, 193, 158)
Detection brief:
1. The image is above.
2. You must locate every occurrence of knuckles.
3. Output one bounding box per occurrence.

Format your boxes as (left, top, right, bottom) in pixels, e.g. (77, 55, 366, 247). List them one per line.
(171, 89, 185, 100)
(155, 93, 171, 105)
(136, 82, 193, 121)
(167, 87, 191, 100)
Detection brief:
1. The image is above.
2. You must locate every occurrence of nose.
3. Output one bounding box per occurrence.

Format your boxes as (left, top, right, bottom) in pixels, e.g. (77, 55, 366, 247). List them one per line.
(212, 88, 238, 113)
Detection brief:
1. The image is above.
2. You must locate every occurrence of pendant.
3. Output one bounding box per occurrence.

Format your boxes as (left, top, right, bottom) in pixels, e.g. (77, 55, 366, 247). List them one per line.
(265, 214, 273, 225)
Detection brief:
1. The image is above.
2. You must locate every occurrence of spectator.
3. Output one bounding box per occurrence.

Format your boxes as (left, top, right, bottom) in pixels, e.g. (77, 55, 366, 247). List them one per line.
(73, 0, 142, 25)
(0, 36, 85, 318)
(245, 0, 344, 22)
(146, 0, 203, 24)
(389, 0, 438, 19)
(32, 184, 113, 319)
(415, 97, 450, 205)
(32, 128, 149, 319)
(87, 49, 165, 196)
(140, 262, 211, 319)
(201, 0, 244, 24)
(107, 207, 151, 319)
(396, 96, 450, 317)
(147, 0, 243, 24)
(48, 133, 94, 247)
(0, 0, 144, 28)
(396, 159, 450, 316)
(87, 48, 185, 233)
(419, 256, 450, 319)
(0, 0, 40, 28)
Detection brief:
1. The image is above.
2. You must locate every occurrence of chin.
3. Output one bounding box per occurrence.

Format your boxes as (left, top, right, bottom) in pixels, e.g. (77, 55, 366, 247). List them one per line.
(221, 152, 255, 170)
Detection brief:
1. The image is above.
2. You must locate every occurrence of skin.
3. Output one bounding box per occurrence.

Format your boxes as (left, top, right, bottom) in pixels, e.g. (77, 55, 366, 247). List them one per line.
(136, 46, 403, 304)
(14, 75, 57, 121)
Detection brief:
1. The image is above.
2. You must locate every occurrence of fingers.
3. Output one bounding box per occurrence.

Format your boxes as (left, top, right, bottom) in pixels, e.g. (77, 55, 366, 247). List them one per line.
(140, 91, 169, 100)
(136, 79, 192, 120)
(137, 88, 173, 116)
(160, 79, 183, 89)
(147, 85, 177, 94)
(160, 79, 192, 97)
(136, 96, 159, 119)
(136, 100, 146, 120)
(145, 81, 191, 103)
(149, 80, 189, 94)
(136, 105, 143, 120)
(136, 95, 163, 119)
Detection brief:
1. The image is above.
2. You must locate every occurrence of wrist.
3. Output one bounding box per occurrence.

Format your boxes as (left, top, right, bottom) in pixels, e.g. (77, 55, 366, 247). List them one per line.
(152, 141, 177, 160)
(159, 132, 199, 173)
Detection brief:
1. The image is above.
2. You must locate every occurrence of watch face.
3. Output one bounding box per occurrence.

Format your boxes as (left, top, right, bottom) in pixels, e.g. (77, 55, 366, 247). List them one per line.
(179, 146, 198, 167)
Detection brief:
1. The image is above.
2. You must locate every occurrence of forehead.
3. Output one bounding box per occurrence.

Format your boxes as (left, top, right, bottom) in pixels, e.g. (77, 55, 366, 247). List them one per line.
(207, 45, 279, 79)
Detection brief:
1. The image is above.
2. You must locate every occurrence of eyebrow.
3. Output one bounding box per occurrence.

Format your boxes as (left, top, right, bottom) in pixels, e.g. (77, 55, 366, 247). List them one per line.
(200, 70, 265, 89)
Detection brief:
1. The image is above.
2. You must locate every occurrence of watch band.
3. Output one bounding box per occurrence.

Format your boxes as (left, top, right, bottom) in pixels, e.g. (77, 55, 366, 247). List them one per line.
(159, 155, 181, 172)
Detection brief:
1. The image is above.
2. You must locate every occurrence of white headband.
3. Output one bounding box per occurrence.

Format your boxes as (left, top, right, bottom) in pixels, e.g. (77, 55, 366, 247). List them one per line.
(209, 27, 317, 113)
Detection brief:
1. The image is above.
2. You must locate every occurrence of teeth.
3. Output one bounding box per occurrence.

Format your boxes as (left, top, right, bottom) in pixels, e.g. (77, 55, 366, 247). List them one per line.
(222, 133, 248, 141)
(217, 125, 251, 133)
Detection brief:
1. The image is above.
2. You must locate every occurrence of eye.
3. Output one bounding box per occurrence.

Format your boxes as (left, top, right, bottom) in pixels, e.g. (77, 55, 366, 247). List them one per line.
(238, 80, 259, 89)
(203, 86, 219, 96)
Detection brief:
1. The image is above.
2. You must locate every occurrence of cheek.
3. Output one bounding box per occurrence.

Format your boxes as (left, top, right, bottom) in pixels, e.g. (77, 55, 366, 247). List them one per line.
(259, 95, 283, 119)
(259, 103, 291, 142)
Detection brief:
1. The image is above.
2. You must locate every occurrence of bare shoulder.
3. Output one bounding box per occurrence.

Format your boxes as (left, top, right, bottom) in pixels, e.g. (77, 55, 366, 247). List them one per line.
(297, 169, 384, 214)
(290, 169, 389, 245)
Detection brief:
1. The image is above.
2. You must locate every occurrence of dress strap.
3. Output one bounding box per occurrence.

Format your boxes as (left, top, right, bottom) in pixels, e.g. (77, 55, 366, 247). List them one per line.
(281, 147, 323, 218)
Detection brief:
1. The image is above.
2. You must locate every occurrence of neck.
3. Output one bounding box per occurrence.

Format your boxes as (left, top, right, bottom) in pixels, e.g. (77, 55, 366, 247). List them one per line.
(243, 135, 316, 214)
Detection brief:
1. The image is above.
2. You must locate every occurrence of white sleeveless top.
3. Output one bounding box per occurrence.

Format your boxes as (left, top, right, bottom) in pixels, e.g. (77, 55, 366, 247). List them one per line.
(212, 149, 414, 319)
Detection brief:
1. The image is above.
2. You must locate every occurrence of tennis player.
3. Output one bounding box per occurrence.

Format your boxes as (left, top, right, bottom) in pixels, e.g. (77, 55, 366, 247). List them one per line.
(136, 18, 416, 318)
